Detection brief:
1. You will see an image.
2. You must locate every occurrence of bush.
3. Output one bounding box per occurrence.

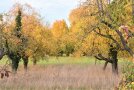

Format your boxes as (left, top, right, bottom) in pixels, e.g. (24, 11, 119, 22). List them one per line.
(119, 61, 134, 89)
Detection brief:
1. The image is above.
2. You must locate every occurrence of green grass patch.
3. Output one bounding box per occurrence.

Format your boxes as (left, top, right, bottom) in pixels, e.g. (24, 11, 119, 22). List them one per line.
(0, 56, 129, 65)
(36, 56, 96, 65)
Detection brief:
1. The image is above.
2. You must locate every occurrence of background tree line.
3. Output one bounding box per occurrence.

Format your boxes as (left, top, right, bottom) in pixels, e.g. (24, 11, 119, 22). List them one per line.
(0, 0, 134, 64)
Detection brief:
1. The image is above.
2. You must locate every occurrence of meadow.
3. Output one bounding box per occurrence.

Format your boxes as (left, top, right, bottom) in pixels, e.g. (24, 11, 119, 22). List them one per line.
(0, 0, 134, 90)
(0, 57, 126, 90)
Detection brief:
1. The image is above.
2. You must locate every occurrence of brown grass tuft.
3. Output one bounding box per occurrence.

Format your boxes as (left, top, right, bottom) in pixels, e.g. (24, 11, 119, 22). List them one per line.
(0, 64, 121, 90)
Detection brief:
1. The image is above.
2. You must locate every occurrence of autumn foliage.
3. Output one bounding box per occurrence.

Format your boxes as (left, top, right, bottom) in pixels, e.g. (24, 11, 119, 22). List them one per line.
(0, 1, 134, 69)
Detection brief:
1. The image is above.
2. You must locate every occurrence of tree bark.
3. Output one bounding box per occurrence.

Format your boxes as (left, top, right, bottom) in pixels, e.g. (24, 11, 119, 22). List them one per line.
(33, 59, 37, 65)
(0, 48, 5, 60)
(103, 61, 108, 70)
(11, 58, 20, 74)
(95, 44, 118, 74)
(8, 52, 21, 74)
(22, 56, 29, 71)
(111, 59, 118, 74)
(96, 0, 103, 16)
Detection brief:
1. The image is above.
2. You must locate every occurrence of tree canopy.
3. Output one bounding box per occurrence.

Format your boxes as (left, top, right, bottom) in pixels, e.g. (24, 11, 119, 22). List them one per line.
(0, 1, 134, 62)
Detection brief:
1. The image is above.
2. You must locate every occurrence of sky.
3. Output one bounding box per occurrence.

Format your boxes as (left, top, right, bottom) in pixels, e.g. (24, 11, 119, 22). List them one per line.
(0, 0, 81, 25)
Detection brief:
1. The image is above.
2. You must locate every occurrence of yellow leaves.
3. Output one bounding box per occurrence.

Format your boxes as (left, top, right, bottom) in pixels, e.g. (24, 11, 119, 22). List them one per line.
(51, 20, 68, 38)
(69, 5, 97, 25)
(25, 48, 33, 57)
(4, 4, 54, 57)
(69, 6, 97, 34)
(73, 28, 112, 56)
(6, 36, 22, 52)
(124, 2, 132, 14)
(68, 6, 101, 56)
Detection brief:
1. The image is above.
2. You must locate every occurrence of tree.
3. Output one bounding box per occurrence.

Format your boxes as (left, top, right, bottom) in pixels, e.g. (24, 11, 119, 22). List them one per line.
(69, 4, 106, 56)
(76, 0, 134, 74)
(1, 3, 51, 72)
(5, 9, 22, 73)
(0, 14, 6, 59)
(14, 9, 22, 38)
(51, 20, 68, 38)
(51, 20, 70, 56)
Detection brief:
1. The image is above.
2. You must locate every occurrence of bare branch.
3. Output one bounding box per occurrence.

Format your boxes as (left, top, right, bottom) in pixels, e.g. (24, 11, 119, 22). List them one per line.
(95, 53, 112, 63)
(100, 20, 134, 56)
(115, 30, 134, 56)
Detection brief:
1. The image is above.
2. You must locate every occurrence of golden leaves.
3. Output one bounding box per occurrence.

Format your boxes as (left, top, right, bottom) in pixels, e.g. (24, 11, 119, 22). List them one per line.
(51, 20, 68, 38)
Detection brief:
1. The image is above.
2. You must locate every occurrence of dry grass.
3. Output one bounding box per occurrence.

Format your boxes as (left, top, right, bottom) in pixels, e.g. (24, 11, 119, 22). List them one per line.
(0, 64, 121, 90)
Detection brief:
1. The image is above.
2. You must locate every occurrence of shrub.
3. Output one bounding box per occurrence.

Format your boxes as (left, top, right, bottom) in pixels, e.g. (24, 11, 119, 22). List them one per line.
(119, 61, 134, 89)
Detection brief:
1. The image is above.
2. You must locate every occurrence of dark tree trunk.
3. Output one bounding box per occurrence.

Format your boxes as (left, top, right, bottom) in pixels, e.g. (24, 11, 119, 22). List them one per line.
(0, 48, 5, 60)
(8, 52, 21, 74)
(111, 59, 118, 74)
(109, 45, 118, 74)
(22, 56, 29, 71)
(103, 58, 118, 74)
(11, 59, 19, 74)
(95, 44, 118, 74)
(103, 61, 108, 70)
(33, 59, 37, 65)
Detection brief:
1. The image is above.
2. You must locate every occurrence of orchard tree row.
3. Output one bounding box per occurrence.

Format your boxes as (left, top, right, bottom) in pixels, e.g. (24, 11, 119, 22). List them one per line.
(0, 0, 134, 73)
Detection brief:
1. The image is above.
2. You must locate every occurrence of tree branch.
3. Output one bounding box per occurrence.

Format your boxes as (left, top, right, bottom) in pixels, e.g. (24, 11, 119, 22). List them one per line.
(94, 27, 121, 50)
(95, 53, 113, 63)
(100, 20, 134, 56)
(115, 30, 134, 56)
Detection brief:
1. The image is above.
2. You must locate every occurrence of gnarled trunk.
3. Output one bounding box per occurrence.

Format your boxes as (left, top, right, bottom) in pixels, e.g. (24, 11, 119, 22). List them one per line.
(95, 44, 118, 74)
(111, 58, 118, 74)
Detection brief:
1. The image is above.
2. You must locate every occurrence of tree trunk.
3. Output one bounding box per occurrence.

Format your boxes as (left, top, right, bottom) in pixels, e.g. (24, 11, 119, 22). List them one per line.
(0, 48, 5, 60)
(11, 58, 19, 74)
(103, 61, 108, 70)
(33, 59, 37, 65)
(96, 0, 104, 16)
(23, 56, 28, 71)
(8, 52, 21, 74)
(111, 59, 118, 74)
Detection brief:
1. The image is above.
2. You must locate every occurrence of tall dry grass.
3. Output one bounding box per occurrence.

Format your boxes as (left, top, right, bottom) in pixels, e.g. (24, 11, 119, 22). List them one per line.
(0, 64, 121, 90)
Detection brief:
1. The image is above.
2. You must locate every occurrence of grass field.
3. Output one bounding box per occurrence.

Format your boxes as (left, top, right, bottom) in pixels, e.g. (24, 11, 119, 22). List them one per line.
(0, 56, 125, 65)
(0, 56, 127, 90)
